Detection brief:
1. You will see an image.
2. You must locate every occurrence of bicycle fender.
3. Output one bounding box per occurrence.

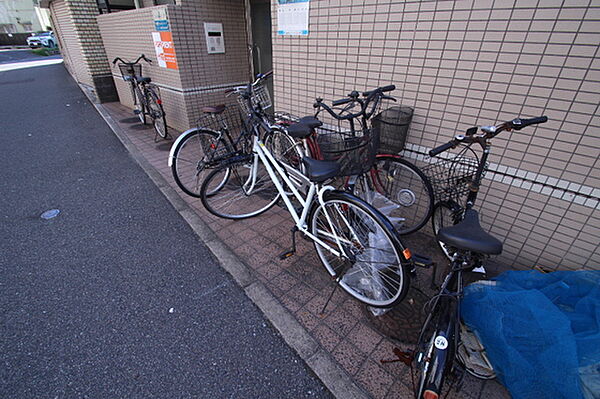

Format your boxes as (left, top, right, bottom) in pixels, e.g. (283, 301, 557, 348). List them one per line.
(167, 127, 218, 167)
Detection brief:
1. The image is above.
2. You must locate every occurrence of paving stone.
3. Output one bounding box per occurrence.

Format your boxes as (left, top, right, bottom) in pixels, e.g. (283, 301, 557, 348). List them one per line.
(355, 360, 395, 399)
(102, 101, 509, 399)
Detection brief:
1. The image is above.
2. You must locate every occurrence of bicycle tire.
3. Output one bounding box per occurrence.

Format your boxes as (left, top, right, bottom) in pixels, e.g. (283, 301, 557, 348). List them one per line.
(200, 155, 280, 219)
(264, 127, 304, 170)
(308, 190, 410, 307)
(147, 87, 168, 139)
(133, 85, 146, 124)
(431, 200, 463, 260)
(365, 155, 434, 235)
(414, 296, 457, 399)
(170, 129, 231, 198)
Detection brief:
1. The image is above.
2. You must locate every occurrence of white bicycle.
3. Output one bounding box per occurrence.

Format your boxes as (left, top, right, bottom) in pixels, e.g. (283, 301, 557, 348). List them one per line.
(199, 80, 413, 307)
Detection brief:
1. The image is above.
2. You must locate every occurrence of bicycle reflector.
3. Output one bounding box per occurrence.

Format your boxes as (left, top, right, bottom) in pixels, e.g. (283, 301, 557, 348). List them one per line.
(156, 99, 162, 105)
(423, 391, 439, 399)
(403, 248, 412, 259)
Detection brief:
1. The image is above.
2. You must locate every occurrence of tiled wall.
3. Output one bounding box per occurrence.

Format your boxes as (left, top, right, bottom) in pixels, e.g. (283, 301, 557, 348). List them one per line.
(270, 0, 600, 271)
(49, 0, 115, 101)
(98, 0, 250, 132)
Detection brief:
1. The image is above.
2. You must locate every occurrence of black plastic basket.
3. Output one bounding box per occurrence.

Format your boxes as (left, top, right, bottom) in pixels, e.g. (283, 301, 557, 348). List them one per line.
(423, 154, 485, 202)
(373, 106, 413, 154)
(118, 63, 142, 79)
(316, 124, 379, 176)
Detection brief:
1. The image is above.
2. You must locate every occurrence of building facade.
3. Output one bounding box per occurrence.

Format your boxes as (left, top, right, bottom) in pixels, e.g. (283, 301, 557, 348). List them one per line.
(44, 0, 599, 271)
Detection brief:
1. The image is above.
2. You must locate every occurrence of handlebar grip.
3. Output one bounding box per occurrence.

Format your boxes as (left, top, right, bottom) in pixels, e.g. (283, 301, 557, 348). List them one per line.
(363, 84, 396, 97)
(511, 116, 548, 130)
(112, 58, 119, 64)
(332, 97, 353, 106)
(429, 141, 456, 157)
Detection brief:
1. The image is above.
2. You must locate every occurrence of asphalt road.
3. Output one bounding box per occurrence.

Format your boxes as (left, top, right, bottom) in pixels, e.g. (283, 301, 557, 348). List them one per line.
(0, 52, 330, 398)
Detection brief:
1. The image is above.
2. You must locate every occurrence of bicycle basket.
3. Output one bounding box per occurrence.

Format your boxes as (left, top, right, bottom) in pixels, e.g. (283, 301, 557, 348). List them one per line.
(372, 106, 413, 154)
(195, 105, 248, 165)
(237, 83, 272, 114)
(423, 153, 485, 202)
(118, 63, 142, 79)
(315, 124, 379, 176)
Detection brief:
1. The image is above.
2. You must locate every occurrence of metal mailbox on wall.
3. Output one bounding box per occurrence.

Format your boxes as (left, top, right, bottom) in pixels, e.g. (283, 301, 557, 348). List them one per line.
(204, 23, 225, 54)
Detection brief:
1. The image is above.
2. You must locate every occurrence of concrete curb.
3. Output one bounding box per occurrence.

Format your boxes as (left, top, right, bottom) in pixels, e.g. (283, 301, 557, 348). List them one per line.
(81, 88, 369, 399)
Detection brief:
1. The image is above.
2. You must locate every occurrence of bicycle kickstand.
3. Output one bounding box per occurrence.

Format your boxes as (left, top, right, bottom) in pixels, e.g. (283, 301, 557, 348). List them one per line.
(279, 226, 298, 260)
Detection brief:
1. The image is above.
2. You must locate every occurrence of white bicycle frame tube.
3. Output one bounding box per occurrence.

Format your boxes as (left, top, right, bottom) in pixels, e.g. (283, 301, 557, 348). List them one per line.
(252, 136, 346, 258)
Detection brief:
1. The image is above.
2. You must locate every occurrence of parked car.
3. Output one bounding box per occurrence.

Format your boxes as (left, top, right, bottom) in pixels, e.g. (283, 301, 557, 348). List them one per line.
(27, 31, 57, 48)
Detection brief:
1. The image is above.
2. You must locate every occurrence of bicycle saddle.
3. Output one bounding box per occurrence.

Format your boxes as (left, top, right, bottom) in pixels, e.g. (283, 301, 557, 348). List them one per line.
(298, 116, 323, 129)
(437, 209, 503, 255)
(301, 156, 340, 182)
(202, 104, 226, 114)
(287, 123, 312, 139)
(135, 76, 152, 84)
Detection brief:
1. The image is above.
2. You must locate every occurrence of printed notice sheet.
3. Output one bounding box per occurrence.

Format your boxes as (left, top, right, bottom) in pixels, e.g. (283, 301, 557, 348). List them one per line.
(277, 0, 309, 35)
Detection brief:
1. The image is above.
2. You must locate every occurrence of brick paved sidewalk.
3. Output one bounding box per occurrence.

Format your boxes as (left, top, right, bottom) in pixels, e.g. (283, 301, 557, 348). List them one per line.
(101, 102, 510, 399)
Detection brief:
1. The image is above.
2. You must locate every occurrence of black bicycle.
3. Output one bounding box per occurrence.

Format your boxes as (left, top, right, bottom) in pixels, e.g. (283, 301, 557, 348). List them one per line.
(112, 54, 169, 140)
(400, 116, 548, 399)
(169, 71, 299, 198)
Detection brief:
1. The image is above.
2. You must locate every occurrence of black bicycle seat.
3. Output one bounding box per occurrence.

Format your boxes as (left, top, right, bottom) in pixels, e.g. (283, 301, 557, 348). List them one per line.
(298, 116, 323, 129)
(301, 156, 340, 182)
(287, 123, 312, 139)
(437, 209, 503, 255)
(135, 76, 152, 84)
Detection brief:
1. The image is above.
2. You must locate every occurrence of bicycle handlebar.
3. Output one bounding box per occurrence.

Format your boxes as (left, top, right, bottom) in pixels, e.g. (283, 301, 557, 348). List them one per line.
(429, 116, 548, 156)
(112, 54, 152, 65)
(363, 84, 396, 97)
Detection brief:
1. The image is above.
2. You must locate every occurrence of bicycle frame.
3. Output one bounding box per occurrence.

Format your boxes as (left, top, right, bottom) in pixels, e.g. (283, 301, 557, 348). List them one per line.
(247, 132, 361, 260)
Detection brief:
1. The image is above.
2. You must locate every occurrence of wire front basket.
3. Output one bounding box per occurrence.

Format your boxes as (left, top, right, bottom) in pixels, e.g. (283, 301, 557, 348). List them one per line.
(237, 83, 272, 115)
(118, 63, 142, 79)
(423, 150, 486, 202)
(316, 125, 379, 176)
(195, 105, 249, 165)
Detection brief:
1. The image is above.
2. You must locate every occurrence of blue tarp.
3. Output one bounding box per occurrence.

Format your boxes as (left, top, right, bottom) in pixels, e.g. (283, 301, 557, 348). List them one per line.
(461, 270, 600, 399)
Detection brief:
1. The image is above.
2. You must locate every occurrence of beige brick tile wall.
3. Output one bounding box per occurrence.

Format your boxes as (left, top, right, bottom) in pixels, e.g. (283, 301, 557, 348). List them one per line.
(270, 0, 600, 271)
(50, 0, 112, 91)
(98, 0, 250, 131)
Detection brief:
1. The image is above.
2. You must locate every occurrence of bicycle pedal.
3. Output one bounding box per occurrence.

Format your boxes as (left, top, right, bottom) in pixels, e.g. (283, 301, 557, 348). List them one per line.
(412, 253, 434, 268)
(133, 109, 142, 115)
(279, 250, 295, 260)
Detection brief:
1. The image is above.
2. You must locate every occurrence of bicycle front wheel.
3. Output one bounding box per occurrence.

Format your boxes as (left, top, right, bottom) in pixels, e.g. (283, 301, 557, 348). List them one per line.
(309, 191, 409, 307)
(200, 155, 280, 219)
(170, 129, 230, 198)
(147, 87, 168, 138)
(366, 156, 434, 235)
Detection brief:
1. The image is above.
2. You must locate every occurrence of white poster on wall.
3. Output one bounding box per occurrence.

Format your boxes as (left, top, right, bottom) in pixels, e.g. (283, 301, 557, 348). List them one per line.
(277, 0, 309, 35)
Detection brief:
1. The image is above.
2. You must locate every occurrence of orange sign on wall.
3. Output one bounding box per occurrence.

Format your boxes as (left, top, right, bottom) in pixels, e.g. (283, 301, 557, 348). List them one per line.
(152, 31, 178, 70)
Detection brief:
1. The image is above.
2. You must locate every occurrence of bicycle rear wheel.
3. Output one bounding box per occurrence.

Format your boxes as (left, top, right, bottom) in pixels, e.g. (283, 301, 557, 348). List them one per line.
(264, 127, 304, 170)
(414, 297, 457, 399)
(170, 129, 231, 198)
(147, 87, 168, 139)
(200, 155, 280, 219)
(365, 156, 434, 235)
(133, 86, 146, 124)
(308, 191, 410, 307)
